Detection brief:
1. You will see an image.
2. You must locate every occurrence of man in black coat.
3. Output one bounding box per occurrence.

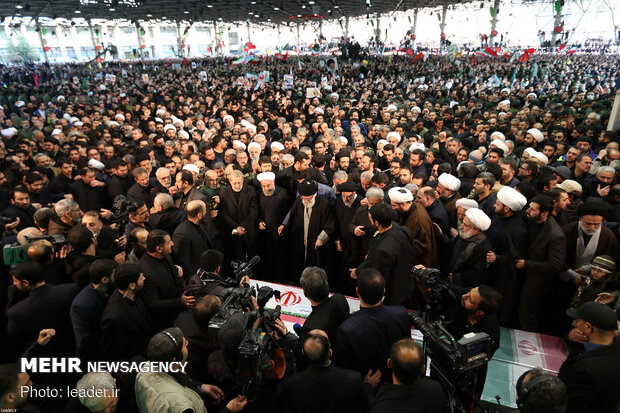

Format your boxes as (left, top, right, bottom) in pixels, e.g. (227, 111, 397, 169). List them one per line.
(108, 160, 132, 201)
(7, 262, 80, 358)
(127, 167, 154, 209)
(173, 170, 206, 211)
(67, 167, 106, 212)
(517, 195, 566, 332)
(100, 264, 152, 361)
(333, 269, 410, 385)
(281, 180, 335, 282)
(172, 200, 214, 277)
(334, 182, 362, 293)
(559, 302, 620, 413)
(371, 339, 447, 413)
(486, 186, 529, 327)
(354, 204, 414, 306)
(3, 186, 36, 231)
(299, 266, 350, 345)
(219, 170, 258, 262)
(439, 207, 493, 288)
(140, 229, 194, 331)
(149, 193, 185, 235)
(277, 329, 370, 413)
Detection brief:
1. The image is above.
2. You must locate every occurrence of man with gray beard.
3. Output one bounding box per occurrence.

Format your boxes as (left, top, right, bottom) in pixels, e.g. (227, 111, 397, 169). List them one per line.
(541, 199, 618, 335)
(437, 208, 493, 288)
(256, 172, 289, 282)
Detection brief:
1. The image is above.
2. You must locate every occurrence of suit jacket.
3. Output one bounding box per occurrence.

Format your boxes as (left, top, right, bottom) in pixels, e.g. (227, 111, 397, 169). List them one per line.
(277, 364, 370, 413)
(172, 220, 213, 277)
(219, 184, 258, 234)
(140, 253, 185, 330)
(558, 339, 620, 413)
(3, 204, 36, 231)
(127, 182, 154, 209)
(358, 225, 415, 306)
(371, 380, 448, 413)
(300, 294, 350, 345)
(70, 284, 107, 361)
(149, 207, 186, 236)
(7, 283, 80, 356)
(333, 305, 410, 383)
(68, 180, 105, 212)
(173, 187, 206, 210)
(523, 217, 566, 290)
(100, 290, 152, 361)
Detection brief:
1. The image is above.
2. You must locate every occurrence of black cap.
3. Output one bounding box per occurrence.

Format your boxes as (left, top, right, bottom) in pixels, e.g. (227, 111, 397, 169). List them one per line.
(566, 302, 618, 331)
(577, 199, 609, 218)
(337, 182, 358, 193)
(44, 136, 60, 146)
(298, 180, 318, 196)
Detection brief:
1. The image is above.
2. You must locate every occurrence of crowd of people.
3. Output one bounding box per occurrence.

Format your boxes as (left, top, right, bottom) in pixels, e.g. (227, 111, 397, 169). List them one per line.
(0, 50, 619, 413)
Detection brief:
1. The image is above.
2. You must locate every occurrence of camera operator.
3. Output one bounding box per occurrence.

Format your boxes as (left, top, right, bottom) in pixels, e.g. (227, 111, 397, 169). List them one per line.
(209, 310, 294, 411)
(174, 295, 223, 382)
(371, 339, 447, 413)
(81, 211, 126, 255)
(515, 368, 568, 413)
(135, 327, 247, 413)
(185, 250, 251, 301)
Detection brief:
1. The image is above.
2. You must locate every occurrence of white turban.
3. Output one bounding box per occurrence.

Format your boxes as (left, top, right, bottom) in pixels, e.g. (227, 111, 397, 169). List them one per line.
(271, 141, 284, 151)
(456, 198, 478, 210)
(409, 142, 425, 152)
(388, 187, 413, 203)
(88, 159, 105, 171)
(314, 107, 325, 115)
(248, 142, 261, 152)
(386, 104, 398, 112)
(178, 130, 189, 139)
(387, 131, 401, 143)
(182, 164, 199, 174)
(338, 136, 348, 145)
(107, 121, 119, 128)
(233, 140, 247, 151)
(499, 99, 511, 106)
(51, 129, 62, 136)
(223, 115, 234, 123)
(526, 92, 537, 100)
(411, 106, 421, 113)
(164, 124, 176, 133)
(497, 186, 527, 212)
(490, 131, 505, 141)
(330, 92, 339, 101)
(465, 208, 491, 231)
(501, 88, 511, 95)
(377, 139, 389, 147)
(490, 139, 509, 154)
(438, 173, 461, 191)
(531, 152, 548, 165)
(257, 172, 276, 182)
(156, 109, 166, 117)
(527, 128, 545, 143)
(114, 114, 125, 122)
(1, 127, 17, 137)
(523, 147, 538, 157)
(246, 124, 257, 133)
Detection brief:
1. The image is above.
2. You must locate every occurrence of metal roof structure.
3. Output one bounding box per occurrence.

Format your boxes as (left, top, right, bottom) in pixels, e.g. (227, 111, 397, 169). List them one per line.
(3, 0, 475, 25)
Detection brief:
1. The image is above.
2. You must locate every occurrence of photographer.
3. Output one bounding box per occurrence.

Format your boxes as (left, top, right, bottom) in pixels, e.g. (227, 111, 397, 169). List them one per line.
(174, 295, 223, 382)
(135, 327, 247, 413)
(185, 250, 251, 301)
(209, 307, 294, 411)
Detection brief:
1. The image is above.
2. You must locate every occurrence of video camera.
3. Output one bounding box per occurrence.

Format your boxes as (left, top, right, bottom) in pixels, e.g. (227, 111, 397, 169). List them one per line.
(230, 256, 261, 283)
(237, 286, 282, 389)
(25, 234, 69, 250)
(411, 267, 453, 316)
(109, 195, 138, 237)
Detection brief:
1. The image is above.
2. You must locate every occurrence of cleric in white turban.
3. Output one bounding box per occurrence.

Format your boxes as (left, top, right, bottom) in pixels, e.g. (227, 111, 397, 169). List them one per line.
(455, 199, 478, 210)
(438, 173, 461, 192)
(496, 186, 527, 212)
(464, 208, 491, 232)
(256, 172, 275, 182)
(388, 187, 414, 204)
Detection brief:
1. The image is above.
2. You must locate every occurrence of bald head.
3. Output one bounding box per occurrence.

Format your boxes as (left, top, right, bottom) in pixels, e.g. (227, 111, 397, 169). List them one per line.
(27, 239, 54, 264)
(186, 200, 206, 220)
(302, 330, 331, 365)
(389, 339, 424, 385)
(17, 227, 42, 248)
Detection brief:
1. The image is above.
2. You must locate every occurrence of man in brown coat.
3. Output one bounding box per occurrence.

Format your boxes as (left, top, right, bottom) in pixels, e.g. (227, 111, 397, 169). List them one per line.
(389, 187, 439, 268)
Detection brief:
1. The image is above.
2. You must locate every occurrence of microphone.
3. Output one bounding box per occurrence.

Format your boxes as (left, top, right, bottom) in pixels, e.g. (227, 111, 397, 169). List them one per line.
(293, 323, 303, 336)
